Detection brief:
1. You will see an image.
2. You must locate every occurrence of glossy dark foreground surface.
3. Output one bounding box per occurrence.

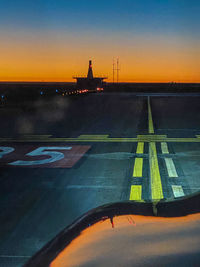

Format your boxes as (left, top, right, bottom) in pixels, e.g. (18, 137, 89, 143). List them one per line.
(25, 194, 200, 267)
(0, 93, 200, 266)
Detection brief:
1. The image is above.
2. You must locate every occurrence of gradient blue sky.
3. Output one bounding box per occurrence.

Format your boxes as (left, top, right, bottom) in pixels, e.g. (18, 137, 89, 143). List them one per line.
(1, 0, 200, 35)
(0, 0, 200, 82)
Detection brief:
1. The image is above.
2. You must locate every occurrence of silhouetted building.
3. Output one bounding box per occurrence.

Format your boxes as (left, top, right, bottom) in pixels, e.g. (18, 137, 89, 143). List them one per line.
(73, 60, 107, 90)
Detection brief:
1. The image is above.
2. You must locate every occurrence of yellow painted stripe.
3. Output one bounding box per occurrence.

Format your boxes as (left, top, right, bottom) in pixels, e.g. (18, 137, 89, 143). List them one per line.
(138, 135, 167, 139)
(148, 97, 154, 134)
(129, 185, 142, 200)
(172, 185, 184, 198)
(78, 135, 109, 139)
(161, 142, 169, 154)
(136, 142, 144, 154)
(1, 137, 200, 143)
(164, 158, 178, 177)
(149, 142, 164, 200)
(133, 158, 143, 177)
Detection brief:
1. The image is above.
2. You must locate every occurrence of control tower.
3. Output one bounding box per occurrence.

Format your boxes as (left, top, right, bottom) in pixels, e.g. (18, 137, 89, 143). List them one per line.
(73, 60, 107, 90)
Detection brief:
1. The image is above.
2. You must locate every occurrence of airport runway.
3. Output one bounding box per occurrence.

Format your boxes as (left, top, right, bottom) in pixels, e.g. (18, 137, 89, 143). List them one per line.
(0, 93, 200, 266)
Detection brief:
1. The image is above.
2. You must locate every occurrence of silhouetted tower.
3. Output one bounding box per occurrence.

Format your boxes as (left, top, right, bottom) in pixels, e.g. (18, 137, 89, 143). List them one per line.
(73, 60, 107, 90)
(87, 60, 94, 79)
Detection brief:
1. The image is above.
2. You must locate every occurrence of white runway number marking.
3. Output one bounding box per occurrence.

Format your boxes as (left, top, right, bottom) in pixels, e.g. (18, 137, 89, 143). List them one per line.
(0, 146, 15, 158)
(9, 146, 72, 166)
(0, 145, 90, 168)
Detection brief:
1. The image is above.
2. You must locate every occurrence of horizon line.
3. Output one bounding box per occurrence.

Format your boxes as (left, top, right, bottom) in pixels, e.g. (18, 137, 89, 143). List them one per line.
(0, 81, 200, 84)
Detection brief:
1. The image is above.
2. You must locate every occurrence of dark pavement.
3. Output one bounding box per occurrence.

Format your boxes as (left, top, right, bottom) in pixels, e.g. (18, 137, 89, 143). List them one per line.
(0, 93, 200, 266)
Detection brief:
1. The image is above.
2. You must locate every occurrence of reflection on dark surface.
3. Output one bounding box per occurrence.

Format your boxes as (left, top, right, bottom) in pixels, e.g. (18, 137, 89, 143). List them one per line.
(25, 194, 200, 267)
(50, 214, 200, 267)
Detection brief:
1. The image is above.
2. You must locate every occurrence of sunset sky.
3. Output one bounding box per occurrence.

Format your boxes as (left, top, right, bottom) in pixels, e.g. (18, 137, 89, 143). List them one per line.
(0, 0, 200, 82)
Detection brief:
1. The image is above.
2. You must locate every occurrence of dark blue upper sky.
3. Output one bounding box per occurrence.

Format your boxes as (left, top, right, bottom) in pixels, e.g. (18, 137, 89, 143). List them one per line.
(1, 0, 200, 37)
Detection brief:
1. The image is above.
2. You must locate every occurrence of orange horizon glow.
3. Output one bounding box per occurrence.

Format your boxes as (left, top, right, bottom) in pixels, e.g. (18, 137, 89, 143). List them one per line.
(1, 80, 200, 83)
(1, 32, 200, 83)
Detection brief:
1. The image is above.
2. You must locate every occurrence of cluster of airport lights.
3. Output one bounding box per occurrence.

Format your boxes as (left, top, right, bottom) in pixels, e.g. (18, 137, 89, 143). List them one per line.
(40, 87, 104, 97)
(0, 88, 104, 106)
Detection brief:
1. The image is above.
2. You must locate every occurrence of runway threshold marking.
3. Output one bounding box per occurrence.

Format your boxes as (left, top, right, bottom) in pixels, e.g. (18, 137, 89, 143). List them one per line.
(164, 158, 178, 177)
(148, 97, 155, 134)
(149, 142, 164, 200)
(172, 185, 184, 198)
(129, 185, 142, 200)
(148, 97, 164, 200)
(133, 158, 143, 177)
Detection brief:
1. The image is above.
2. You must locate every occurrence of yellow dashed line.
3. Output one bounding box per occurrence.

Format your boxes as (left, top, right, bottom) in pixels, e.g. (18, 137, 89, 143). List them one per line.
(149, 142, 164, 200)
(148, 97, 154, 134)
(129, 185, 142, 200)
(136, 142, 144, 154)
(133, 158, 143, 177)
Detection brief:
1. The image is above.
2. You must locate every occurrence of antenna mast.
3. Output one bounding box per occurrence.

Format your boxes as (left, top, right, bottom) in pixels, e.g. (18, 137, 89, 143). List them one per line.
(116, 58, 120, 83)
(113, 58, 120, 83)
(113, 58, 115, 83)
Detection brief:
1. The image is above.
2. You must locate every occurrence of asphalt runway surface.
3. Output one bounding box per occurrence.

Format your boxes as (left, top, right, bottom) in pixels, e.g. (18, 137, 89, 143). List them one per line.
(0, 93, 200, 266)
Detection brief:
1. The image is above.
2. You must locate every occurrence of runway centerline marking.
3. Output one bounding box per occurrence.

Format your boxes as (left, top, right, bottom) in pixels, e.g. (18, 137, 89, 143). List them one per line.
(149, 142, 164, 200)
(148, 97, 164, 200)
(148, 97, 155, 134)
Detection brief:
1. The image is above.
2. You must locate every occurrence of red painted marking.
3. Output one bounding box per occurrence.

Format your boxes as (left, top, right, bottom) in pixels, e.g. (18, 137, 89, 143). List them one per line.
(0, 145, 91, 168)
